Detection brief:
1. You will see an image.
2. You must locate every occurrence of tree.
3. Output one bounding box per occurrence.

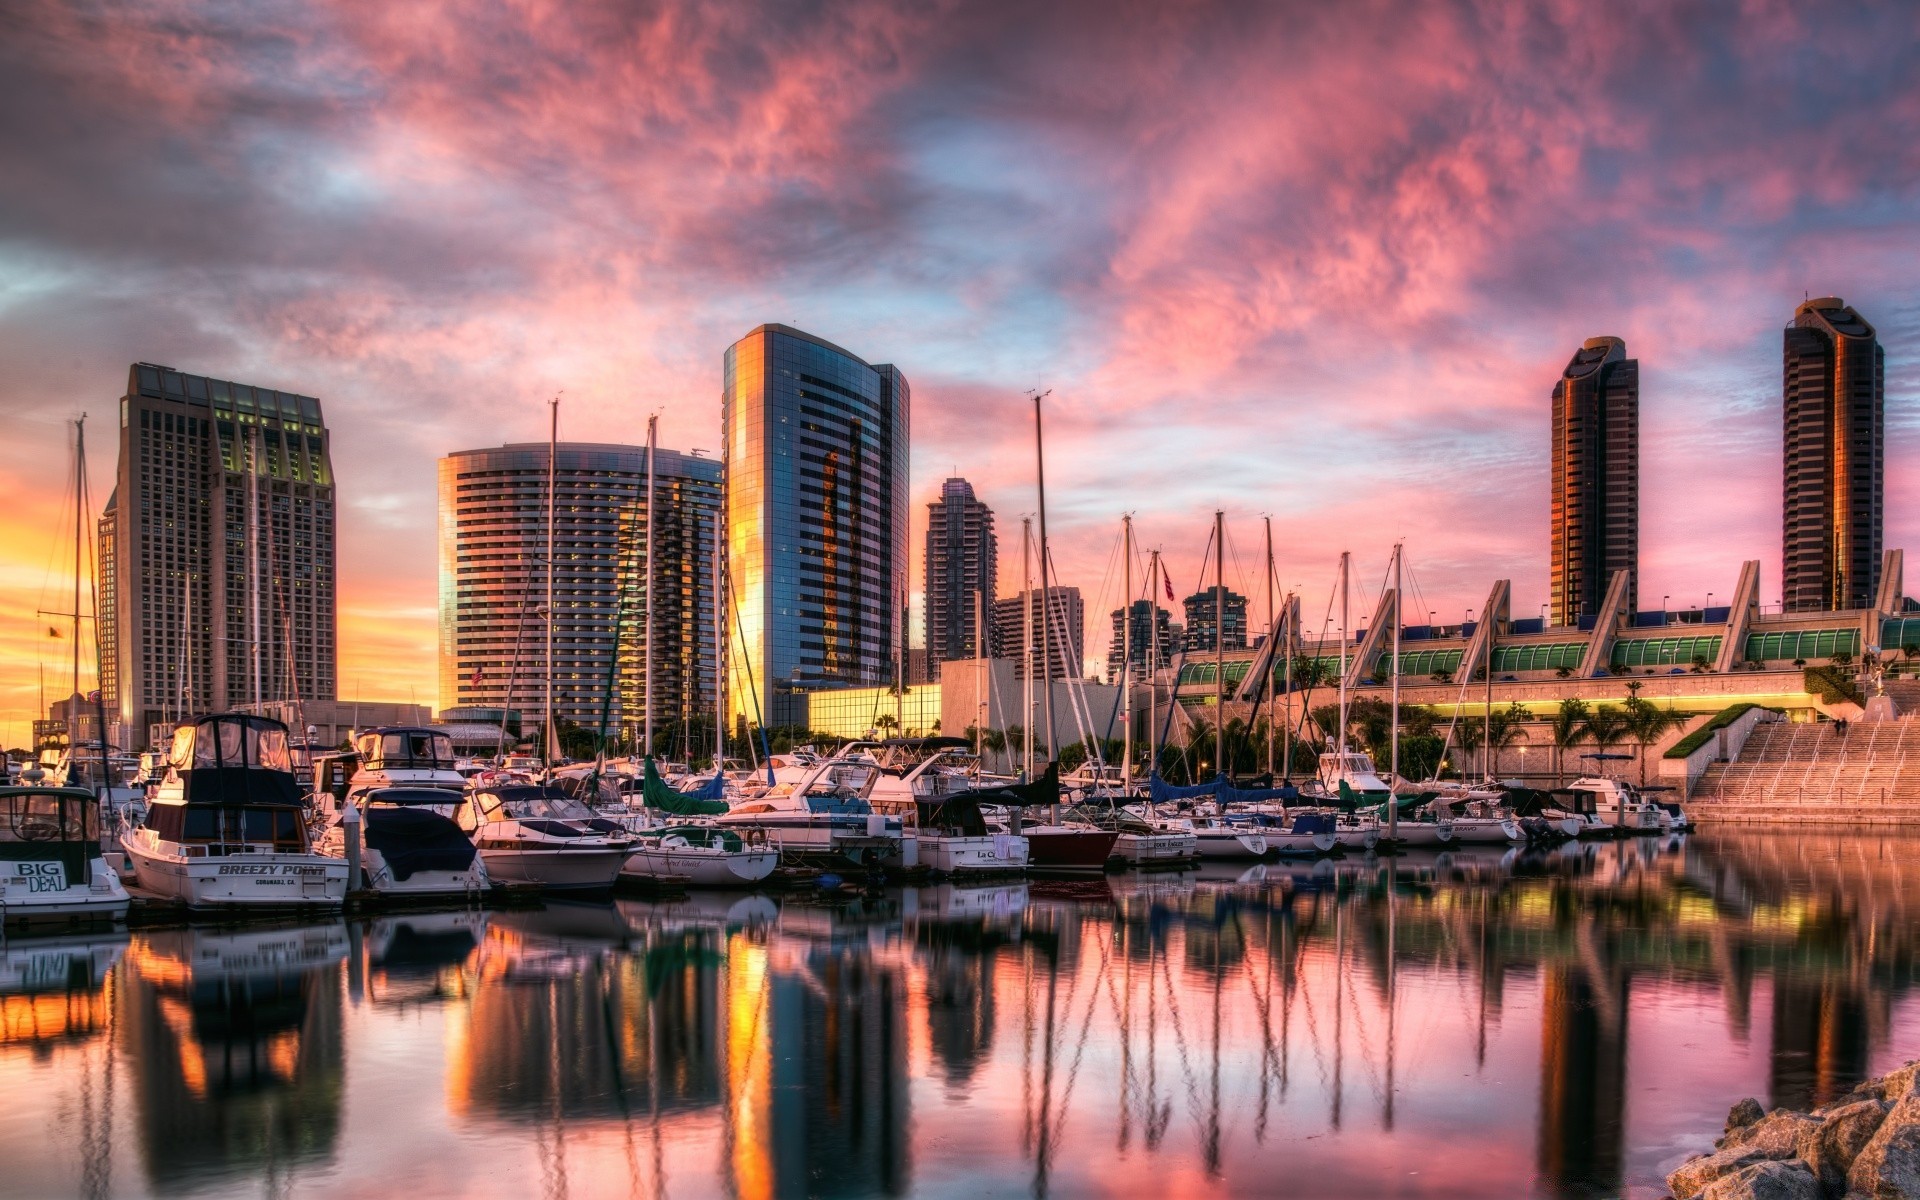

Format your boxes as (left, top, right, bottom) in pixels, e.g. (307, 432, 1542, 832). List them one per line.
(1448, 715, 1485, 779)
(1549, 698, 1590, 784)
(1689, 653, 1709, 674)
(1486, 701, 1531, 778)
(1624, 695, 1686, 785)
(1583, 704, 1631, 770)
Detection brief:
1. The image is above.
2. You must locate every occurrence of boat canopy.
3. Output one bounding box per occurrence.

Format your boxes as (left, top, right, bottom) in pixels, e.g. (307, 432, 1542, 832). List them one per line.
(958, 762, 1061, 808)
(643, 758, 729, 815)
(915, 794, 992, 837)
(363, 807, 478, 880)
(1149, 773, 1222, 803)
(162, 714, 301, 807)
(0, 787, 100, 885)
(355, 728, 454, 770)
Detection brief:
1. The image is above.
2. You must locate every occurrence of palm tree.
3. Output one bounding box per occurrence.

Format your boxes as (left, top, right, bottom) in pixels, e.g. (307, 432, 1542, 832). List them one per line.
(1549, 698, 1590, 784)
(1582, 704, 1631, 778)
(1447, 715, 1485, 780)
(1486, 701, 1531, 779)
(1624, 698, 1685, 785)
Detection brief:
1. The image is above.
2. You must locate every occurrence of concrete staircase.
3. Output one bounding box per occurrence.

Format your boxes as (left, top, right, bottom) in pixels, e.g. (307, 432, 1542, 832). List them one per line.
(1688, 714, 1920, 824)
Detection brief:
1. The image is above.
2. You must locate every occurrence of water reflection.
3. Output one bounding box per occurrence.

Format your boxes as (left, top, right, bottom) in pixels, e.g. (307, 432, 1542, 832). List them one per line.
(2, 831, 1920, 1198)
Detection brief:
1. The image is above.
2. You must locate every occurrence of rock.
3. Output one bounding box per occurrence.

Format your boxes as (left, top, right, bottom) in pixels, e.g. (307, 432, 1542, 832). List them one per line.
(1724, 1111, 1821, 1159)
(1796, 1099, 1890, 1194)
(1877, 1062, 1920, 1106)
(1696, 1160, 1821, 1200)
(1847, 1100, 1920, 1199)
(1671, 1149, 1778, 1200)
(1726, 1097, 1768, 1134)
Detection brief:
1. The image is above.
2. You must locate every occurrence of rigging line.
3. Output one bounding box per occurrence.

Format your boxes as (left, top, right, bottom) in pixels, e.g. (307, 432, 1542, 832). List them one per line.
(1046, 933, 1117, 1150)
(1220, 517, 1258, 614)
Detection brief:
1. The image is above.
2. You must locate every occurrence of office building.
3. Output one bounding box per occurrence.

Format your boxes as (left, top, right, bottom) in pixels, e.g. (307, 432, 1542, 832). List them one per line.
(1784, 298, 1884, 612)
(438, 442, 723, 746)
(923, 477, 997, 679)
(1107, 599, 1174, 683)
(991, 587, 1084, 680)
(1182, 586, 1248, 652)
(100, 363, 336, 741)
(1550, 336, 1639, 626)
(724, 326, 909, 727)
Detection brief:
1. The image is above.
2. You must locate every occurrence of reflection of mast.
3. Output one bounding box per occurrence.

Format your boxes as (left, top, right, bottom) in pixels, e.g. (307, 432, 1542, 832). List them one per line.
(1332, 880, 1345, 1129)
(1385, 864, 1397, 1131)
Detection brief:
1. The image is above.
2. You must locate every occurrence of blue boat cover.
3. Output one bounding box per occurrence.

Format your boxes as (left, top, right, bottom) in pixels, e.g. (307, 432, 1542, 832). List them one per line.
(803, 794, 874, 816)
(1219, 781, 1299, 805)
(364, 807, 478, 881)
(1288, 812, 1336, 835)
(1148, 773, 1223, 803)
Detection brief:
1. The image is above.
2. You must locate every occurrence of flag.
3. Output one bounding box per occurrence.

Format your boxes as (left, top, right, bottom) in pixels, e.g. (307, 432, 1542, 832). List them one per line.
(48, 626, 61, 639)
(470, 665, 485, 688)
(1163, 574, 1175, 602)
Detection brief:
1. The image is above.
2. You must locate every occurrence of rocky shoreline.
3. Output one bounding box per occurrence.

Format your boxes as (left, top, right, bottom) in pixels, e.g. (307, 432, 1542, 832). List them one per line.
(1667, 1062, 1920, 1198)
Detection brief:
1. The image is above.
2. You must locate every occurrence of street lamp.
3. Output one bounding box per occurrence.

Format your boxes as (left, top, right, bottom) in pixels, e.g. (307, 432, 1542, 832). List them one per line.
(1663, 594, 1670, 626)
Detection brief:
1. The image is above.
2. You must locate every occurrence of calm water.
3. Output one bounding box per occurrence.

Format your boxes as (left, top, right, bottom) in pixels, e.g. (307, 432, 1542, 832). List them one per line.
(4, 831, 1919, 1199)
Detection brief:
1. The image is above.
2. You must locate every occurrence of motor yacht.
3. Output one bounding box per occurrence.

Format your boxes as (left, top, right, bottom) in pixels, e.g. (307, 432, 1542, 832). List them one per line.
(619, 825, 779, 887)
(1560, 776, 1667, 835)
(315, 727, 490, 899)
(0, 785, 129, 926)
(459, 784, 631, 892)
(714, 757, 904, 870)
(121, 714, 348, 909)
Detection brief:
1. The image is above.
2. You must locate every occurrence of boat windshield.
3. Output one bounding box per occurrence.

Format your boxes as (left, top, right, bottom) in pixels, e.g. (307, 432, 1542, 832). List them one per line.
(360, 730, 454, 767)
(481, 790, 595, 822)
(174, 716, 293, 772)
(363, 787, 463, 809)
(0, 791, 99, 843)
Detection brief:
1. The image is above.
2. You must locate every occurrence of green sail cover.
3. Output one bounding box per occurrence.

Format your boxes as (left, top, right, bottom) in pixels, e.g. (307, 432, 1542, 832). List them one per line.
(643, 758, 730, 815)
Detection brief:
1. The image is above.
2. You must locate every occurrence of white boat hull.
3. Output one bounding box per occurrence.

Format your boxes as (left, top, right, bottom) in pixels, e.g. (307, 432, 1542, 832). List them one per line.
(1194, 829, 1268, 860)
(122, 830, 347, 909)
(1383, 823, 1453, 847)
(917, 834, 1029, 875)
(620, 845, 779, 887)
(1445, 818, 1525, 845)
(0, 858, 129, 924)
(1265, 831, 1339, 856)
(364, 848, 490, 898)
(1116, 831, 1197, 865)
(479, 846, 626, 892)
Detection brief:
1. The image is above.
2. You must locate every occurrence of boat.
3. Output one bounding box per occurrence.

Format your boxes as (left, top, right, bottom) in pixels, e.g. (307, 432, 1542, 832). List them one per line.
(121, 714, 349, 909)
(319, 727, 489, 899)
(1225, 809, 1341, 856)
(461, 784, 631, 892)
(1559, 776, 1667, 835)
(1150, 812, 1267, 860)
(0, 785, 130, 926)
(1064, 801, 1196, 868)
(904, 793, 1030, 875)
(714, 758, 905, 870)
(50, 746, 146, 829)
(1426, 788, 1525, 844)
(619, 825, 779, 887)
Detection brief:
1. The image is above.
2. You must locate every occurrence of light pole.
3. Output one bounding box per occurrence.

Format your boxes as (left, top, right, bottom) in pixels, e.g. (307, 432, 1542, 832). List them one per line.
(1663, 594, 1670, 626)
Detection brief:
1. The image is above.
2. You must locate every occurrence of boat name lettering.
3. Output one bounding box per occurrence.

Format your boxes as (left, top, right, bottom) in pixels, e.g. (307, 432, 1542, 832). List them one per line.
(17, 862, 67, 893)
(216, 864, 329, 877)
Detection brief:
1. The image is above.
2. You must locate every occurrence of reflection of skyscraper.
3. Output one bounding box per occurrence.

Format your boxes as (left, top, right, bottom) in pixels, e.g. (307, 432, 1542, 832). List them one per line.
(1768, 977, 1873, 1112)
(1536, 962, 1629, 1197)
(1550, 337, 1638, 626)
(119, 927, 347, 1189)
(1783, 298, 1884, 612)
(724, 325, 910, 728)
(924, 477, 997, 681)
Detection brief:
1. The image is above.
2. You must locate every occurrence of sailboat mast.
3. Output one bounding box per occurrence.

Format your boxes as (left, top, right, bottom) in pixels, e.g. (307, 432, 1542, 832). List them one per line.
(1022, 516, 1034, 781)
(643, 414, 656, 757)
(713, 507, 725, 769)
(1337, 551, 1349, 759)
(1033, 393, 1055, 763)
(1265, 516, 1275, 777)
(71, 417, 83, 706)
(545, 396, 557, 768)
(1213, 509, 1224, 779)
(1122, 514, 1133, 794)
(1389, 542, 1401, 840)
(1282, 589, 1293, 781)
(1148, 549, 1161, 780)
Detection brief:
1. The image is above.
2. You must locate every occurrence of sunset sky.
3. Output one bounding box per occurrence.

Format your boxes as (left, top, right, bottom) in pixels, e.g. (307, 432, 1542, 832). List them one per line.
(3, 0, 1918, 740)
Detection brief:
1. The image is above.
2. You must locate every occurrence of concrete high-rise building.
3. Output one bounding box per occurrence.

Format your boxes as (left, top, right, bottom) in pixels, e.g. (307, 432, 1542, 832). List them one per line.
(438, 442, 723, 747)
(100, 363, 336, 742)
(1784, 298, 1884, 613)
(923, 477, 997, 680)
(1107, 598, 1173, 684)
(724, 326, 909, 728)
(991, 587, 1084, 680)
(1550, 336, 1639, 626)
(1182, 586, 1248, 652)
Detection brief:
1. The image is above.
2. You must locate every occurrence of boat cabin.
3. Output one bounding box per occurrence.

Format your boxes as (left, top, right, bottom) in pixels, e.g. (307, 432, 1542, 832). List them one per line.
(0, 786, 103, 892)
(145, 714, 307, 849)
(355, 728, 455, 772)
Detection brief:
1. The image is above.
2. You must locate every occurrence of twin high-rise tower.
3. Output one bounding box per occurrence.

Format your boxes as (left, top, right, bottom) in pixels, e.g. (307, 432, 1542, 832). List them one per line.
(1549, 298, 1886, 623)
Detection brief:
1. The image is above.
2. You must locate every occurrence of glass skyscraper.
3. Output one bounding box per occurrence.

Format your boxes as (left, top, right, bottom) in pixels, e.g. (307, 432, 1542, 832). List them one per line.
(1550, 336, 1639, 626)
(723, 325, 909, 729)
(1783, 297, 1883, 613)
(438, 442, 722, 749)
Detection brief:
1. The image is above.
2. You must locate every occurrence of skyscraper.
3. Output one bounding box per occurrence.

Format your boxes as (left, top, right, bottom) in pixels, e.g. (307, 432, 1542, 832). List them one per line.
(101, 363, 336, 742)
(923, 477, 997, 680)
(1550, 336, 1638, 625)
(724, 326, 909, 728)
(1783, 298, 1884, 613)
(1181, 586, 1248, 652)
(991, 587, 1084, 680)
(437, 442, 723, 747)
(1107, 599, 1173, 684)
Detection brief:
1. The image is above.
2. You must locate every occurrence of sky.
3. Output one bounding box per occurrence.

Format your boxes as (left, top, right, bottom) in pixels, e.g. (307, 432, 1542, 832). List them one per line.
(3, 0, 1919, 738)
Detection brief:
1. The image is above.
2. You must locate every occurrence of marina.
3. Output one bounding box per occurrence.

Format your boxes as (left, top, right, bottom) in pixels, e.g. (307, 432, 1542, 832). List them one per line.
(0, 829, 1915, 1198)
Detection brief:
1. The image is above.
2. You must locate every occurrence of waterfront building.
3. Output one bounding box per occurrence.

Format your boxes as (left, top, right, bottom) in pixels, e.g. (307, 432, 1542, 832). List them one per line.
(1108, 599, 1174, 684)
(437, 442, 722, 748)
(923, 477, 997, 680)
(1551, 336, 1639, 626)
(100, 363, 336, 744)
(991, 587, 1085, 680)
(1784, 298, 1884, 613)
(1182, 586, 1248, 652)
(723, 326, 909, 728)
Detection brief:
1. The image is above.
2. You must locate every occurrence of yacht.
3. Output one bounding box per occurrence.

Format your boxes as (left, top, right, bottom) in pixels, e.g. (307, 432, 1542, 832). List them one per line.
(1223, 810, 1341, 856)
(901, 793, 1030, 875)
(460, 784, 631, 892)
(1427, 788, 1525, 845)
(321, 727, 489, 899)
(121, 714, 348, 909)
(714, 758, 905, 870)
(0, 785, 130, 926)
(52, 745, 146, 829)
(1063, 802, 1196, 867)
(1560, 776, 1667, 835)
(619, 825, 779, 887)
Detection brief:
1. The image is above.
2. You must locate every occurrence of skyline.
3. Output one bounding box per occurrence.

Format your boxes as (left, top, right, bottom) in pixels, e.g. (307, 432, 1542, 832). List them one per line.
(4, 1, 1920, 743)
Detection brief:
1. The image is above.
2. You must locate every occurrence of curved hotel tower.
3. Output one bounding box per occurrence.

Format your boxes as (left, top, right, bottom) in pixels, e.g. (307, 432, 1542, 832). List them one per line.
(1550, 337, 1639, 627)
(437, 442, 722, 745)
(1784, 297, 1884, 613)
(724, 326, 909, 728)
